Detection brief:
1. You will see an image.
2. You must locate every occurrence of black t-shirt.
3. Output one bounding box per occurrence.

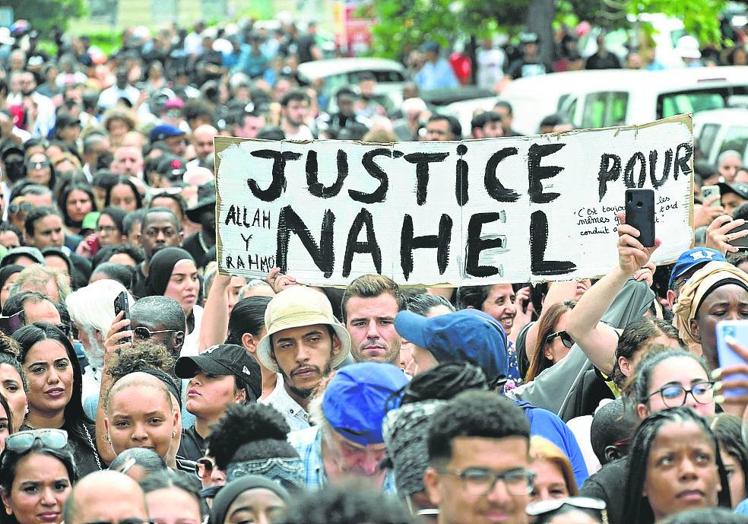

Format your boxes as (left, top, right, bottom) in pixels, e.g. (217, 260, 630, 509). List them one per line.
(182, 233, 210, 269)
(178, 425, 206, 462)
(585, 52, 622, 70)
(131, 263, 148, 299)
(296, 34, 316, 63)
(580, 457, 628, 524)
(506, 58, 550, 80)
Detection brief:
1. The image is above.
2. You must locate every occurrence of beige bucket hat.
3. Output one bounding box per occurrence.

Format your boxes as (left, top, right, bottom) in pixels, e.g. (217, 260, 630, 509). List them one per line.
(256, 286, 351, 373)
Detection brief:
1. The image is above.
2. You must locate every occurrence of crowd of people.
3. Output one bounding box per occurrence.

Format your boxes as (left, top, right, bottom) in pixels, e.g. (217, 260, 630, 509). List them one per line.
(0, 12, 747, 524)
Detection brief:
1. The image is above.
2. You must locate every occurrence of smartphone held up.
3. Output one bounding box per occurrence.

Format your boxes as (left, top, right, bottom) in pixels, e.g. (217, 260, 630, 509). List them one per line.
(624, 188, 655, 247)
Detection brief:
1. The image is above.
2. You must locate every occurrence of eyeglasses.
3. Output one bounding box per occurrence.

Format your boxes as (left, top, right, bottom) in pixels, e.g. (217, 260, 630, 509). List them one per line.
(6, 429, 68, 452)
(526, 496, 607, 517)
(439, 467, 535, 497)
(545, 330, 574, 348)
(646, 380, 715, 408)
(133, 326, 179, 340)
(8, 202, 34, 215)
(195, 456, 215, 477)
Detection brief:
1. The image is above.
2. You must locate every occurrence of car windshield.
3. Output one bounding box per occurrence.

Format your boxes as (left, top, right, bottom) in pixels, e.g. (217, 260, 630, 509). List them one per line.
(718, 125, 748, 158)
(658, 86, 748, 118)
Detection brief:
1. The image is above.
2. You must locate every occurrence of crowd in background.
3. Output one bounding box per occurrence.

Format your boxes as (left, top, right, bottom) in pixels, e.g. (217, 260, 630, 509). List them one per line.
(0, 13, 747, 524)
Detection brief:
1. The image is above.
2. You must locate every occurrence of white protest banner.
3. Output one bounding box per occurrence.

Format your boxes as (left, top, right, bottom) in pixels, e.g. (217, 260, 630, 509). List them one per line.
(215, 115, 693, 286)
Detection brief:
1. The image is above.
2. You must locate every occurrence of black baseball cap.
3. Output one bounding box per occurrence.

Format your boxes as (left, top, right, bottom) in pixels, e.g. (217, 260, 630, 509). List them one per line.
(156, 155, 187, 179)
(175, 344, 262, 401)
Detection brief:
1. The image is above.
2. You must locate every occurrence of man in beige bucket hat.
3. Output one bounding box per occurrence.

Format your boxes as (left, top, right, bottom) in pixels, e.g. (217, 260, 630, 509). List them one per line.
(257, 285, 351, 431)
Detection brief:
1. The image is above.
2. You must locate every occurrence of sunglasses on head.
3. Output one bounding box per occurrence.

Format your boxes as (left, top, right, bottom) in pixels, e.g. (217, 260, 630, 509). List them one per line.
(6, 428, 68, 452)
(544, 330, 574, 349)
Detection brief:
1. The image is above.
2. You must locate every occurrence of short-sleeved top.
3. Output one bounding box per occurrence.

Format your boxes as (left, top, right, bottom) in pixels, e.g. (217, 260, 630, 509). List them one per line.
(178, 425, 207, 462)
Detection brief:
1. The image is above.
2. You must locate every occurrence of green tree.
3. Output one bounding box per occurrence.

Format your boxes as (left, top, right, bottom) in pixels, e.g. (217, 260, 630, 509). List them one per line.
(372, 0, 727, 62)
(5, 0, 86, 35)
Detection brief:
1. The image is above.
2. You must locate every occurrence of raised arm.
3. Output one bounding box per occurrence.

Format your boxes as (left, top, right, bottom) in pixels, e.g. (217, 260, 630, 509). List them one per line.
(198, 273, 232, 352)
(523, 281, 581, 363)
(565, 213, 659, 374)
(95, 312, 132, 464)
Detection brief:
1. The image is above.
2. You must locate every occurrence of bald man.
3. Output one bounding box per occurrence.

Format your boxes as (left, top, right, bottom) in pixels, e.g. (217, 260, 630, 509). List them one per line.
(191, 124, 217, 167)
(64, 471, 148, 524)
(112, 145, 145, 179)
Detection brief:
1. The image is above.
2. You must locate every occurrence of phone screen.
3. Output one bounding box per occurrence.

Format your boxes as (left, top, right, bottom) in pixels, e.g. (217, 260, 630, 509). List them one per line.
(716, 320, 748, 397)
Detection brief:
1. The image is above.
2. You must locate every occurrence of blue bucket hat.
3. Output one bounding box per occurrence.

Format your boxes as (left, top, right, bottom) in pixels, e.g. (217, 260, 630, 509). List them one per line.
(668, 248, 725, 289)
(394, 309, 508, 380)
(322, 363, 408, 446)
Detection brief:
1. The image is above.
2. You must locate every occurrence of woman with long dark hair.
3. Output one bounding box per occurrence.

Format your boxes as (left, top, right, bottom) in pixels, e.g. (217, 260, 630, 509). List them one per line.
(525, 301, 576, 382)
(0, 347, 27, 432)
(104, 177, 142, 212)
(710, 414, 748, 508)
(56, 182, 96, 236)
(623, 407, 730, 523)
(0, 391, 12, 453)
(12, 323, 101, 475)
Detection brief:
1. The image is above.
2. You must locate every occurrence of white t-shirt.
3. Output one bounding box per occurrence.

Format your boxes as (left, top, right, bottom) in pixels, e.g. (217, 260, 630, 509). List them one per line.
(477, 48, 505, 89)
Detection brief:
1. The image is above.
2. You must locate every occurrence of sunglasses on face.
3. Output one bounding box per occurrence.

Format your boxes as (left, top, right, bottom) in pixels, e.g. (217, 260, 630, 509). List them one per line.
(544, 330, 574, 349)
(8, 202, 34, 215)
(26, 160, 51, 170)
(6, 428, 68, 452)
(133, 326, 179, 340)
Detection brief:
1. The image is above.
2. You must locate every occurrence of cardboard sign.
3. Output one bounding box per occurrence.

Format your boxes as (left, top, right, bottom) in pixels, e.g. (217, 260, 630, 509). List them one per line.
(215, 115, 693, 286)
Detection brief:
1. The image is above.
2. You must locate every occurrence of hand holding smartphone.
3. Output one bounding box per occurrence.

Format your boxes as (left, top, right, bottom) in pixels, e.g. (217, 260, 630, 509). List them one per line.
(113, 291, 131, 343)
(701, 185, 721, 208)
(716, 320, 748, 398)
(625, 188, 655, 247)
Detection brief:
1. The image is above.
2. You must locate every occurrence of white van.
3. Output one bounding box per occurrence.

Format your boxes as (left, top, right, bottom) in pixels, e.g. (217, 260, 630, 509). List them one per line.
(500, 66, 748, 135)
(297, 58, 408, 112)
(694, 108, 748, 165)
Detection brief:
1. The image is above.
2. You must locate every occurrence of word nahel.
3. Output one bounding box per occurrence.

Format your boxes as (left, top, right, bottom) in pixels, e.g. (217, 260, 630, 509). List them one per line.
(216, 116, 693, 286)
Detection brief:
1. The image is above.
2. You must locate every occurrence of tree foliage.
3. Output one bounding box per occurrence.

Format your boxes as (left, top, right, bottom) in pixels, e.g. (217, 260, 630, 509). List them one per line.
(4, 0, 86, 35)
(372, 0, 727, 60)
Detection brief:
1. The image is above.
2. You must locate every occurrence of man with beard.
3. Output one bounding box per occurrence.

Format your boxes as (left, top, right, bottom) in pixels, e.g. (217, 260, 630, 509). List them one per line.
(256, 285, 350, 431)
(280, 89, 314, 141)
(182, 181, 215, 269)
(341, 274, 404, 365)
(131, 207, 183, 298)
(457, 284, 520, 380)
(288, 362, 407, 490)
